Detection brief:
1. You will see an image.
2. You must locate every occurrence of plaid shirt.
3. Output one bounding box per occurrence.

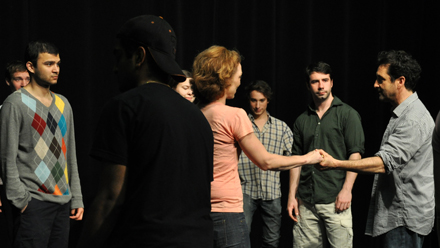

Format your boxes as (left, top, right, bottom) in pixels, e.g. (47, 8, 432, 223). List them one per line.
(238, 113, 293, 200)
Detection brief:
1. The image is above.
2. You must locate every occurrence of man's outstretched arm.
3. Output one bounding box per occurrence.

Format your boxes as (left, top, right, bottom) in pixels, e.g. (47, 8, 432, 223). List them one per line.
(318, 150, 386, 174)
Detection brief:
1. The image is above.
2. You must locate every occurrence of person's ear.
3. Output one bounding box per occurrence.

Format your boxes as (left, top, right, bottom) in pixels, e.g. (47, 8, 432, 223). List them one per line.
(395, 76, 406, 89)
(26, 61, 35, 74)
(134, 46, 146, 67)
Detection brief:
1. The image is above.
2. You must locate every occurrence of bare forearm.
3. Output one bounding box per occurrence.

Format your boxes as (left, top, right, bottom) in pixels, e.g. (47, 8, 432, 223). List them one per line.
(341, 153, 361, 191)
(239, 134, 322, 171)
(342, 172, 357, 191)
(336, 156, 385, 174)
(288, 167, 301, 198)
(287, 167, 302, 220)
(265, 154, 310, 171)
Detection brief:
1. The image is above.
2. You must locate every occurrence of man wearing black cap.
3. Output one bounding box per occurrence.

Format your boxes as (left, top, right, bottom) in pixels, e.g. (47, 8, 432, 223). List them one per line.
(77, 15, 214, 247)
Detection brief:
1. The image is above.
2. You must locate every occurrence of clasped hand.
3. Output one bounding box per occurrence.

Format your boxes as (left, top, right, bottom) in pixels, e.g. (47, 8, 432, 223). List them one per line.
(312, 149, 337, 170)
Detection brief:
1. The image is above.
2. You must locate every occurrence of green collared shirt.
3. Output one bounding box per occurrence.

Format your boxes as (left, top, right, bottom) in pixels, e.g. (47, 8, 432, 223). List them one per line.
(293, 96, 365, 204)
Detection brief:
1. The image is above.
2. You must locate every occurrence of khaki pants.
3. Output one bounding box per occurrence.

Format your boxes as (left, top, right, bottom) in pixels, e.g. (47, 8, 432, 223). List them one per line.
(293, 199, 353, 248)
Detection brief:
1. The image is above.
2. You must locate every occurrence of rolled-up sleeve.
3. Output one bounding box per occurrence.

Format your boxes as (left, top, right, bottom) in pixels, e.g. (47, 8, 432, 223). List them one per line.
(376, 116, 432, 174)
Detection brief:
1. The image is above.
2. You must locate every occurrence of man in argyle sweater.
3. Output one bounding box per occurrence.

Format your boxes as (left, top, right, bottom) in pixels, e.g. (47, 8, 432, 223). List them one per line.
(0, 41, 83, 248)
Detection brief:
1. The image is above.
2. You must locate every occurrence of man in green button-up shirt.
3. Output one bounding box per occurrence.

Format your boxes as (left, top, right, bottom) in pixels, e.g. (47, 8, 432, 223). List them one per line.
(287, 62, 365, 248)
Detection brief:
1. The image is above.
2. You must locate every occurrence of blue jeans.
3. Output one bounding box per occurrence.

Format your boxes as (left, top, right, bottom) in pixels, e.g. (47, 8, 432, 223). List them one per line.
(243, 194, 281, 248)
(211, 212, 250, 248)
(380, 226, 425, 248)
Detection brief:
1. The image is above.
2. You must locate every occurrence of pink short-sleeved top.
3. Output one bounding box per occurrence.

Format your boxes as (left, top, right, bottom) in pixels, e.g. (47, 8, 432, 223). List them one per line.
(201, 102, 254, 212)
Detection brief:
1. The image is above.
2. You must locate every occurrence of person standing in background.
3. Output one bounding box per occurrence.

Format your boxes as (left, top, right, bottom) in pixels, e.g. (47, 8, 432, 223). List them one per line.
(238, 80, 293, 247)
(288, 61, 364, 248)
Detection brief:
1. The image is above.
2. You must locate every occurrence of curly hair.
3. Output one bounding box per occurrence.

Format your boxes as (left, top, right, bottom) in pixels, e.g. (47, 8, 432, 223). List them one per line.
(377, 50, 421, 91)
(192, 45, 242, 104)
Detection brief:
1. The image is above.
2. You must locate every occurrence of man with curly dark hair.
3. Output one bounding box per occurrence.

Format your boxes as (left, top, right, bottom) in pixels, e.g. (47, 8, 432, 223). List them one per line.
(318, 50, 434, 248)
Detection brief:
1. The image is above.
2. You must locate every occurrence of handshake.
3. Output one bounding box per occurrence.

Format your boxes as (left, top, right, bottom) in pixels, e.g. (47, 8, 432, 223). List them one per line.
(306, 149, 337, 170)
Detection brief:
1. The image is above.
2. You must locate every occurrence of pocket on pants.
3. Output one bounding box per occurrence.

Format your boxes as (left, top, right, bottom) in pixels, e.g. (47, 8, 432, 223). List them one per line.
(212, 213, 247, 247)
(20, 198, 33, 215)
(340, 218, 353, 246)
(213, 219, 227, 247)
(340, 218, 352, 229)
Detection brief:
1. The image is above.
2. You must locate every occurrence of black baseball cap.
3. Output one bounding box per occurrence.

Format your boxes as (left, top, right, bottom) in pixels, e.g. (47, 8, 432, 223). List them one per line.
(117, 15, 185, 82)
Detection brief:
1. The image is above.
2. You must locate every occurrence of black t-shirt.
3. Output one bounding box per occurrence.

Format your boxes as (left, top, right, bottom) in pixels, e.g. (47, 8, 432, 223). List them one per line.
(91, 83, 213, 247)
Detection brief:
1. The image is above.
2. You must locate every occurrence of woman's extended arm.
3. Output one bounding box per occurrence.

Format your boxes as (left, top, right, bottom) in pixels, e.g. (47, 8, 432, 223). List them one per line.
(238, 133, 322, 171)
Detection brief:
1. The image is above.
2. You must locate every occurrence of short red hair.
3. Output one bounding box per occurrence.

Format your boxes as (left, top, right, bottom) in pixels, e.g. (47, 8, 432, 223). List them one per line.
(192, 45, 242, 103)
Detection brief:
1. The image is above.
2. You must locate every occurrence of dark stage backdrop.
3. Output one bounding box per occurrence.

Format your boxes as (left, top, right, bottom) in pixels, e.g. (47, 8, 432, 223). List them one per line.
(1, 1, 439, 247)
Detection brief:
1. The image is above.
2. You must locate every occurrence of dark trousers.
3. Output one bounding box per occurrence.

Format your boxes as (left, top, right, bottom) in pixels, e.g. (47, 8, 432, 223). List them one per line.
(377, 226, 425, 248)
(13, 198, 70, 248)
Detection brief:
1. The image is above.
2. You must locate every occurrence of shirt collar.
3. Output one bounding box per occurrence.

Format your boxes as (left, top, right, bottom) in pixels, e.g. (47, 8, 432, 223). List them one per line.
(392, 92, 418, 118)
(249, 112, 273, 124)
(307, 95, 343, 113)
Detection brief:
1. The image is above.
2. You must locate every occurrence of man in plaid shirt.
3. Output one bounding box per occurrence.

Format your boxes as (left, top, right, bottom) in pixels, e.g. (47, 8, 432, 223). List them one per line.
(238, 80, 293, 248)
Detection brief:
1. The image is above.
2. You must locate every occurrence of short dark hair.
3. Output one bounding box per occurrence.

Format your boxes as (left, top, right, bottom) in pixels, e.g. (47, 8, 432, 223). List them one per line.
(25, 41, 59, 69)
(245, 80, 273, 102)
(305, 62, 332, 82)
(377, 50, 421, 91)
(5, 60, 27, 82)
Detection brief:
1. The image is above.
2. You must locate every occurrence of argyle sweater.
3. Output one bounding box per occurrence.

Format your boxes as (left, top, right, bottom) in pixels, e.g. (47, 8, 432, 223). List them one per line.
(0, 89, 83, 210)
